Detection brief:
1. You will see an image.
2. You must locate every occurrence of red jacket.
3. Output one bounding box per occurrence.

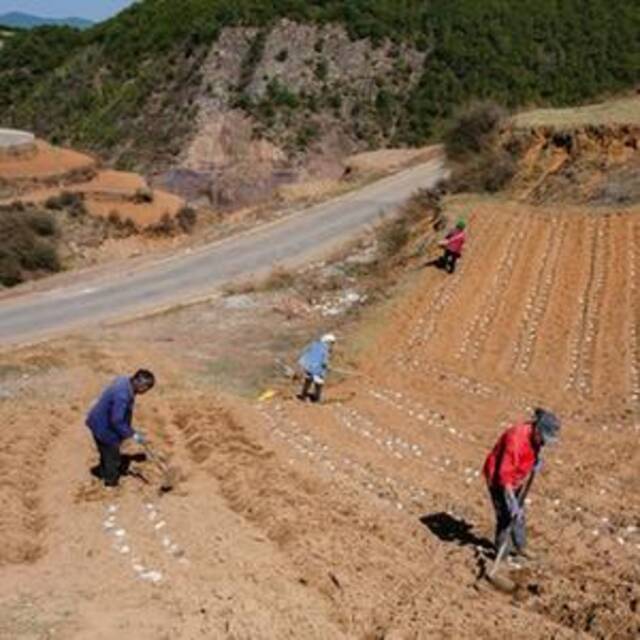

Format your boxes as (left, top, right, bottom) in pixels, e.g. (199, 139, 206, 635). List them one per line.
(483, 422, 539, 489)
(445, 229, 466, 255)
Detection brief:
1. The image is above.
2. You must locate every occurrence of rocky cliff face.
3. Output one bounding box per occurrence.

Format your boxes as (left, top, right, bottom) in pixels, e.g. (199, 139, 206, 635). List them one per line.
(167, 19, 425, 208)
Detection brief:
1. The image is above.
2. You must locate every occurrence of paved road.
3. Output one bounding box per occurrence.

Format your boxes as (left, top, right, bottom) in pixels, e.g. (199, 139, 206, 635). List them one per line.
(0, 159, 445, 345)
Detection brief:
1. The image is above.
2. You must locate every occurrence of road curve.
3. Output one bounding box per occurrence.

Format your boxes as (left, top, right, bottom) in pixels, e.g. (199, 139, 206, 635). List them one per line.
(0, 159, 445, 345)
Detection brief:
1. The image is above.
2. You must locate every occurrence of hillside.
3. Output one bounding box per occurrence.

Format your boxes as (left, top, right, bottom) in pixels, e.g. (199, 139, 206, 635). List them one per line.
(2, 43, 640, 638)
(443, 95, 640, 206)
(1, 131, 639, 638)
(0, 0, 638, 207)
(0, 12, 93, 30)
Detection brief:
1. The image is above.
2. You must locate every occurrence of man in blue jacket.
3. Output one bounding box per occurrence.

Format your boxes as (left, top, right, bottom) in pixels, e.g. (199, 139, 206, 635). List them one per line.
(297, 333, 336, 403)
(86, 369, 155, 487)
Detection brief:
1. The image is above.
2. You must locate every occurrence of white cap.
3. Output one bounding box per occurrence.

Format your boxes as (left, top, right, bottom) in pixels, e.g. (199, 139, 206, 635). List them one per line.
(321, 333, 337, 344)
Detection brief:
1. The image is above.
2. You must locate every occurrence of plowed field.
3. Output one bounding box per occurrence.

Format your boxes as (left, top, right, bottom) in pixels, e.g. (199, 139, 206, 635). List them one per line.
(0, 201, 638, 639)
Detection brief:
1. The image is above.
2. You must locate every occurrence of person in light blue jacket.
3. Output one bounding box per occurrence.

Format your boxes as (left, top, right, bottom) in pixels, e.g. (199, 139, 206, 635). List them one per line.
(297, 333, 336, 403)
(86, 369, 155, 487)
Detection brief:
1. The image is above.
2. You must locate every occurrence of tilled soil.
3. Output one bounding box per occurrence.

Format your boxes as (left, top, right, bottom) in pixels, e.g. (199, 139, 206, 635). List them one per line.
(0, 201, 639, 639)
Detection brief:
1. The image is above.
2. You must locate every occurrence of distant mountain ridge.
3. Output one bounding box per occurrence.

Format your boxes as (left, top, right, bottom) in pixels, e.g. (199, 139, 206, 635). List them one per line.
(0, 11, 93, 29)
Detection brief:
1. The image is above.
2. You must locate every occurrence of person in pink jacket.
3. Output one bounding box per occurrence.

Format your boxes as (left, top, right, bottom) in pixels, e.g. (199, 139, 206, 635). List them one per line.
(438, 219, 467, 273)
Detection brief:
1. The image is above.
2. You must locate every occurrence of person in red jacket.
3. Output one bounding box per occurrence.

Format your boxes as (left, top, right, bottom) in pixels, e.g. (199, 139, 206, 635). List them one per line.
(438, 219, 467, 273)
(483, 408, 560, 559)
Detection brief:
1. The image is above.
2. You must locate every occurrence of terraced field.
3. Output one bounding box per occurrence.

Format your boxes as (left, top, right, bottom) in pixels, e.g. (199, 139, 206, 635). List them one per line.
(0, 200, 638, 639)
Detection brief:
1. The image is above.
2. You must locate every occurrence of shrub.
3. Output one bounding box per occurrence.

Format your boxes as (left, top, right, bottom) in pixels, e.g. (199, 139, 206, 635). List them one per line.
(27, 211, 57, 236)
(107, 210, 122, 226)
(232, 92, 253, 110)
(262, 265, 295, 291)
(176, 206, 197, 232)
(265, 78, 299, 109)
(443, 101, 517, 194)
(107, 210, 139, 236)
(146, 213, 176, 236)
(68, 200, 88, 218)
(122, 217, 138, 235)
(0, 207, 60, 286)
(295, 124, 319, 150)
(45, 190, 82, 210)
(448, 149, 517, 194)
(444, 101, 507, 161)
(133, 187, 154, 204)
(327, 93, 342, 111)
(0, 249, 21, 287)
(314, 59, 328, 81)
(20, 241, 60, 271)
(379, 218, 410, 258)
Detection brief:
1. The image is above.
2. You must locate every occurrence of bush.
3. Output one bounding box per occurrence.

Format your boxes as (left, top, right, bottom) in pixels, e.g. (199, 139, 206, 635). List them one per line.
(45, 191, 88, 218)
(107, 210, 139, 236)
(0, 207, 60, 286)
(0, 249, 21, 287)
(27, 211, 57, 236)
(262, 265, 295, 291)
(133, 187, 154, 204)
(448, 149, 517, 194)
(444, 101, 507, 161)
(176, 206, 197, 233)
(19, 241, 60, 271)
(295, 124, 319, 150)
(443, 101, 517, 194)
(379, 218, 410, 258)
(45, 190, 82, 210)
(265, 78, 299, 109)
(146, 213, 176, 236)
(68, 200, 88, 218)
(107, 210, 122, 226)
(314, 59, 328, 81)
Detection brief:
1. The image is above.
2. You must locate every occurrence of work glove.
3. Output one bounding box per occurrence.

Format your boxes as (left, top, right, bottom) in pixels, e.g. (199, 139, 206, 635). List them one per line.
(133, 431, 146, 445)
(313, 375, 325, 385)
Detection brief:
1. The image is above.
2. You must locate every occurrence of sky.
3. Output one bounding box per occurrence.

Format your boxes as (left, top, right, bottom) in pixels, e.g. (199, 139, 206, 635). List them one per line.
(0, 0, 137, 21)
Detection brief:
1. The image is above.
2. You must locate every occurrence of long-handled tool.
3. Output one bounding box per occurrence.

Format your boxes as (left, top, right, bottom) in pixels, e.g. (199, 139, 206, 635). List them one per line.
(486, 471, 537, 593)
(331, 366, 369, 379)
(142, 442, 177, 493)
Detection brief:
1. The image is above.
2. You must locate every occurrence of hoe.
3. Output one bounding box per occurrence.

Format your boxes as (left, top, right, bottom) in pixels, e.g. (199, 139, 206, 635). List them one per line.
(142, 442, 178, 494)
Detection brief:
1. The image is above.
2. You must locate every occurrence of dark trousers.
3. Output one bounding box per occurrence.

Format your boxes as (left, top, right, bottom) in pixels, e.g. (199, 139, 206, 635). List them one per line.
(299, 373, 323, 403)
(92, 438, 129, 487)
(442, 249, 460, 273)
(489, 485, 526, 554)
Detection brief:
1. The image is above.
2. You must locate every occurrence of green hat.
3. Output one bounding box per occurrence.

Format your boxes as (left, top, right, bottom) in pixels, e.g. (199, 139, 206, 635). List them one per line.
(456, 219, 467, 230)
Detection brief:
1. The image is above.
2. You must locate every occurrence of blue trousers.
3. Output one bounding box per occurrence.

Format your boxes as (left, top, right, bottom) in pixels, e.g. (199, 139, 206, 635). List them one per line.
(489, 485, 526, 553)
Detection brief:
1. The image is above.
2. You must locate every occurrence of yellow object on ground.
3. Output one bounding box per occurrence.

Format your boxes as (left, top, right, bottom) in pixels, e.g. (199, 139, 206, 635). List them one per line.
(258, 389, 278, 402)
